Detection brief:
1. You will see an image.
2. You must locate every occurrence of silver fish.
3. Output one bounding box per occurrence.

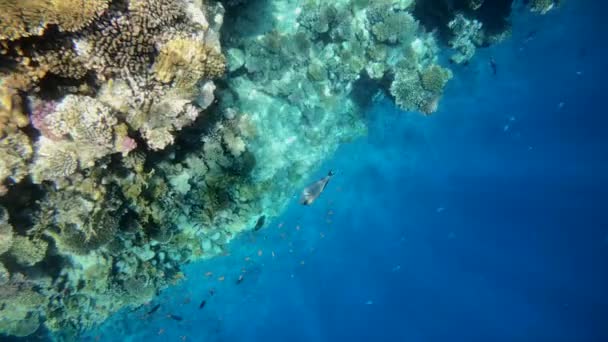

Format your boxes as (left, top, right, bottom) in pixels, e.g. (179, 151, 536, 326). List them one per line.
(299, 170, 334, 205)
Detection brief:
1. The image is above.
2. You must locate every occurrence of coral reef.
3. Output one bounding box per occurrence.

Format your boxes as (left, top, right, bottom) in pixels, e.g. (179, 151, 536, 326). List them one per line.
(529, 0, 559, 14)
(0, 0, 556, 339)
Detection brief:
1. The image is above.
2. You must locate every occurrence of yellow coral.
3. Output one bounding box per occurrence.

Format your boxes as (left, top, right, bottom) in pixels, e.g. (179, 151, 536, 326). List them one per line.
(154, 38, 226, 93)
(0, 83, 29, 134)
(0, 0, 109, 41)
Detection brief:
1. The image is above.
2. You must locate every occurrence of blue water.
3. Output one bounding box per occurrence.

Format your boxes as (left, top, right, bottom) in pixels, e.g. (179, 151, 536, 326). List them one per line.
(94, 2, 608, 341)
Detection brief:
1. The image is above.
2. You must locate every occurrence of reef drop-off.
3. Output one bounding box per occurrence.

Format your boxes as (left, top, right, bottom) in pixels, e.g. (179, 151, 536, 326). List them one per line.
(0, 0, 558, 339)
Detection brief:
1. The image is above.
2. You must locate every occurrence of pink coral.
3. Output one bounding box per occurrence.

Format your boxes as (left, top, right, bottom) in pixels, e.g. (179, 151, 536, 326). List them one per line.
(30, 100, 61, 140)
(118, 136, 137, 156)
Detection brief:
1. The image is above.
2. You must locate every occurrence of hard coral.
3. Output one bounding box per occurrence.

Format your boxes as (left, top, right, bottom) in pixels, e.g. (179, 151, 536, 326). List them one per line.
(390, 64, 451, 114)
(0, 206, 13, 255)
(154, 37, 226, 93)
(0, 274, 47, 337)
(0, 129, 33, 185)
(530, 0, 556, 14)
(0, 0, 109, 41)
(30, 95, 127, 183)
(9, 236, 49, 266)
(448, 14, 483, 64)
(370, 11, 417, 44)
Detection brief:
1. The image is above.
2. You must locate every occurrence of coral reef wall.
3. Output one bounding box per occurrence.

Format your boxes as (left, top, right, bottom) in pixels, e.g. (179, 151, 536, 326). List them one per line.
(0, 0, 558, 339)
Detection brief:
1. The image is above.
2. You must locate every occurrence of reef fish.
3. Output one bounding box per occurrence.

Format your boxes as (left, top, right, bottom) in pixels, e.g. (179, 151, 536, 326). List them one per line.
(299, 171, 335, 205)
(253, 215, 266, 231)
(147, 304, 161, 315)
(199, 300, 206, 309)
(168, 314, 183, 321)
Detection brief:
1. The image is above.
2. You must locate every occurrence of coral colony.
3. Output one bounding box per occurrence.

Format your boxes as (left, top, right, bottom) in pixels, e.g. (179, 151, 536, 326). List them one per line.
(0, 0, 557, 338)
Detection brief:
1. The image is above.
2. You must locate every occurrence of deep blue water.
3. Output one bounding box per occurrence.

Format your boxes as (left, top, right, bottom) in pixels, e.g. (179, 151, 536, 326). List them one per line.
(94, 1, 608, 341)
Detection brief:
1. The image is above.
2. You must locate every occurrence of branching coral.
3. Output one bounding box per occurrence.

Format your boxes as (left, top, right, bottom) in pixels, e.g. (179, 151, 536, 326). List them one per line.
(448, 14, 483, 64)
(529, 0, 557, 14)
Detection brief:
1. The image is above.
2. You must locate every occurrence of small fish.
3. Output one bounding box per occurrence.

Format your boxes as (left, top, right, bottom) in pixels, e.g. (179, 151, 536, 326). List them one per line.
(253, 215, 266, 231)
(365, 300, 374, 305)
(167, 314, 183, 321)
(299, 171, 335, 205)
(392, 265, 401, 272)
(436, 207, 445, 213)
(199, 300, 206, 309)
(236, 274, 244, 285)
(489, 58, 497, 75)
(209, 288, 215, 296)
(218, 276, 225, 282)
(523, 30, 537, 43)
(147, 304, 161, 315)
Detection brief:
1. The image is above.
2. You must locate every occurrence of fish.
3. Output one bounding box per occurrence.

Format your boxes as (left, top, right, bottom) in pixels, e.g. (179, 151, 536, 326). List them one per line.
(167, 314, 183, 321)
(299, 170, 335, 205)
(147, 304, 161, 315)
(489, 57, 497, 75)
(253, 215, 266, 231)
(199, 300, 206, 309)
(209, 288, 215, 296)
(236, 274, 244, 285)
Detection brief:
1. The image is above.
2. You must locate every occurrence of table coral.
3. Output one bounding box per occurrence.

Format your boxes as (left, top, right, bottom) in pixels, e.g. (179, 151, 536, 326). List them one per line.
(0, 0, 109, 40)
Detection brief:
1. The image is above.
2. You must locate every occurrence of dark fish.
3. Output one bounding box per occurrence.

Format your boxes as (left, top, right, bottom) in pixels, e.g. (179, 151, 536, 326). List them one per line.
(167, 314, 183, 321)
(147, 304, 161, 315)
(236, 274, 244, 285)
(490, 58, 497, 75)
(253, 215, 266, 231)
(199, 300, 206, 309)
(523, 30, 537, 43)
(299, 170, 334, 206)
(209, 288, 215, 296)
(130, 304, 145, 313)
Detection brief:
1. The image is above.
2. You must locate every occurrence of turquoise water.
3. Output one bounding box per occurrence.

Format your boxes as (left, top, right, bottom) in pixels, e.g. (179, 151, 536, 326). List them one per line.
(81, 2, 608, 341)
